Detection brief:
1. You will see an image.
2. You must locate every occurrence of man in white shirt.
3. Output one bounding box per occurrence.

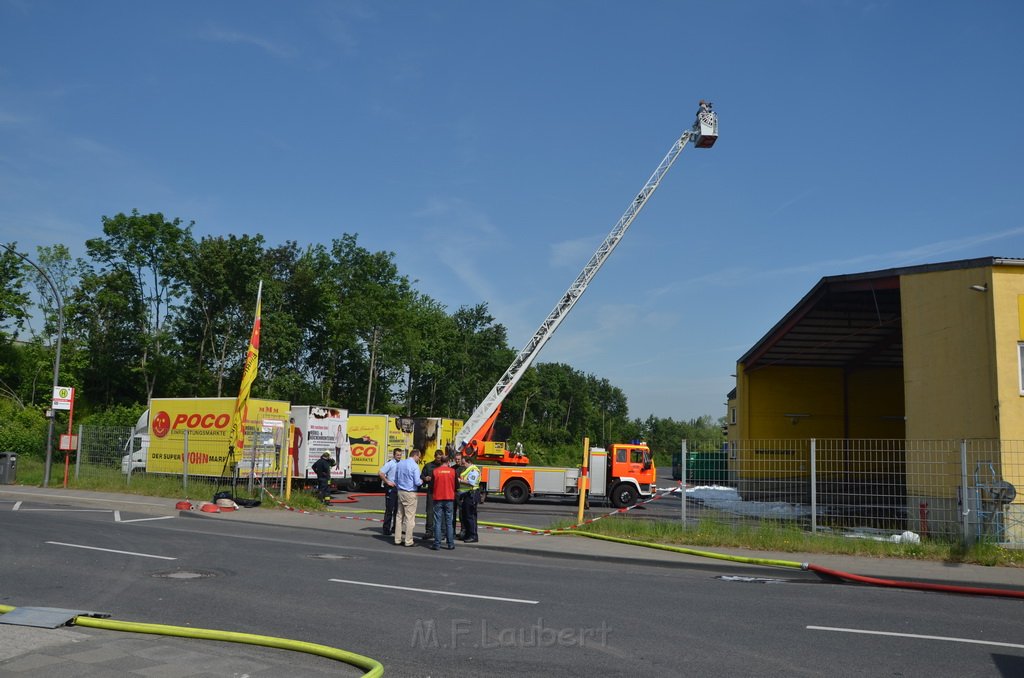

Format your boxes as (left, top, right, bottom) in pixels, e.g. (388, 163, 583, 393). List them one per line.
(393, 449, 423, 546)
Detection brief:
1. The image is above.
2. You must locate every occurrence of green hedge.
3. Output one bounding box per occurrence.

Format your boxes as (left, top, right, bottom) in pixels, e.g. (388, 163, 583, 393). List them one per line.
(0, 399, 47, 458)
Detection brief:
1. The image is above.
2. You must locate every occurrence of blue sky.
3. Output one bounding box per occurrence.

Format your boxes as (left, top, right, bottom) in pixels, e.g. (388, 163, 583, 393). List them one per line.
(2, 1, 1022, 422)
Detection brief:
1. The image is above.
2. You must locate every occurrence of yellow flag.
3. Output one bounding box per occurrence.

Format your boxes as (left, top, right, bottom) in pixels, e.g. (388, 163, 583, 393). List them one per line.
(228, 282, 262, 454)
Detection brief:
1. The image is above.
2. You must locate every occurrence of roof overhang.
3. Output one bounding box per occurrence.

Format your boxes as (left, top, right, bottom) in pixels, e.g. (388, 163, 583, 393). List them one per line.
(738, 257, 1017, 372)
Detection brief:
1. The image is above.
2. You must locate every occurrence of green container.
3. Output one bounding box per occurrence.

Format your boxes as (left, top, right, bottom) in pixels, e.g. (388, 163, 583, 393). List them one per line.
(687, 450, 727, 484)
(671, 451, 683, 480)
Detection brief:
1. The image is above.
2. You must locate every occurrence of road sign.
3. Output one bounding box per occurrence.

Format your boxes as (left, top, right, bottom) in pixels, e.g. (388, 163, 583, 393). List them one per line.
(59, 434, 79, 451)
(52, 386, 75, 411)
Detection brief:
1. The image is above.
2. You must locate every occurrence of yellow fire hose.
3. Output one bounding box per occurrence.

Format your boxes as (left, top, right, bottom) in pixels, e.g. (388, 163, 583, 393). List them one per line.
(0, 604, 384, 677)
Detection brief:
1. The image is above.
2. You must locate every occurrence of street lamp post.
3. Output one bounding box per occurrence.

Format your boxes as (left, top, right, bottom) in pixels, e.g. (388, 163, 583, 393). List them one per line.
(0, 243, 64, 487)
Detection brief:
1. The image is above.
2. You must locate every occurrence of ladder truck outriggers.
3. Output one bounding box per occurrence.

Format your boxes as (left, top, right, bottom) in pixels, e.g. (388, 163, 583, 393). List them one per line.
(453, 101, 718, 507)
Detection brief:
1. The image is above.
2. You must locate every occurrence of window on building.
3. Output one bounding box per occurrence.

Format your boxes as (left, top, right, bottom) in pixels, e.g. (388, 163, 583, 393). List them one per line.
(1019, 343, 1024, 395)
(730, 407, 737, 425)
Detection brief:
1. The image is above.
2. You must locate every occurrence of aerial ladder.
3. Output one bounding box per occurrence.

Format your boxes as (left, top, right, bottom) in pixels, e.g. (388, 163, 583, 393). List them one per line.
(454, 101, 719, 458)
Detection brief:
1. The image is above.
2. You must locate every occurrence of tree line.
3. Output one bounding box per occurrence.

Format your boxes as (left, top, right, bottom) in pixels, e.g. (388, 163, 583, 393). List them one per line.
(0, 210, 723, 462)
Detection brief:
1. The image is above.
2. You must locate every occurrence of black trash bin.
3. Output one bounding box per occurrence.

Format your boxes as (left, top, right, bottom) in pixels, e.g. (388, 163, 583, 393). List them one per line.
(0, 452, 16, 484)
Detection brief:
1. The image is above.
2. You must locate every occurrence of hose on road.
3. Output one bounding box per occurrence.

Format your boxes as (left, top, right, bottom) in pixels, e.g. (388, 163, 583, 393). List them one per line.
(274, 486, 1024, 600)
(0, 604, 384, 676)
(473, 523, 1024, 600)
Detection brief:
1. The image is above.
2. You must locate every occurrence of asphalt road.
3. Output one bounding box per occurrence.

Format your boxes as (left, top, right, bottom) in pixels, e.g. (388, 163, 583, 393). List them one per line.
(2, 494, 1023, 677)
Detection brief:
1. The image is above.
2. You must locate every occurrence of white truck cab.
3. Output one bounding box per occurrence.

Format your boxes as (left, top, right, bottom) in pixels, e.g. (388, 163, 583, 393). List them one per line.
(120, 409, 149, 474)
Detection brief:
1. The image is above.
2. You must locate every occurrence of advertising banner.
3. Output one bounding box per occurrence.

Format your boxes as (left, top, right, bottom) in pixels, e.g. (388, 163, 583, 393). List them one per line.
(347, 414, 388, 479)
(291, 406, 349, 480)
(412, 417, 465, 466)
(389, 416, 415, 459)
(347, 415, 465, 479)
(146, 397, 290, 476)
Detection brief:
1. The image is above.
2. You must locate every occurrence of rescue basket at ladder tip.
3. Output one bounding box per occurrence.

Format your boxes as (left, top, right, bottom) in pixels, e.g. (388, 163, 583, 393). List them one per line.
(694, 100, 718, 149)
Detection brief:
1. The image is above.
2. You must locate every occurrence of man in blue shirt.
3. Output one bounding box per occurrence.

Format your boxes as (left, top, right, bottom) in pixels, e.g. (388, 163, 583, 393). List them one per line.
(393, 448, 423, 546)
(378, 448, 403, 536)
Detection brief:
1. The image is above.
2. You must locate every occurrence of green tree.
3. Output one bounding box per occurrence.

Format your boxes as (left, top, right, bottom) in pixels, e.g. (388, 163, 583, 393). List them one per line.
(507, 362, 589, 446)
(0, 244, 31, 406)
(172, 234, 267, 397)
(257, 241, 316, 403)
(302, 243, 357, 406)
(10, 212, 698, 454)
(447, 303, 513, 420)
(589, 376, 631, 447)
(29, 245, 75, 338)
(67, 268, 146, 405)
(85, 210, 193, 399)
(0, 244, 82, 413)
(0, 243, 30, 337)
(632, 413, 725, 464)
(400, 292, 456, 416)
(319, 235, 417, 413)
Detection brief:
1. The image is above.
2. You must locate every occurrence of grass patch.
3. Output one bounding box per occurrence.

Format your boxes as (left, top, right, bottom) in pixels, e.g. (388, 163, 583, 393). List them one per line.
(550, 514, 1024, 567)
(9, 456, 327, 510)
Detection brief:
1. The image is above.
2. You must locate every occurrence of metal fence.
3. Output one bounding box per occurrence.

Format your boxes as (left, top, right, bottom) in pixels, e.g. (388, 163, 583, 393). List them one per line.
(678, 438, 1024, 547)
(66, 425, 295, 495)
(61, 428, 1024, 546)
(69, 425, 133, 475)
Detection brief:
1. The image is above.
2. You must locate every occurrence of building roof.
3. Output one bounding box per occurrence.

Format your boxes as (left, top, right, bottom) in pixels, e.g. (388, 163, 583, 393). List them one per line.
(738, 257, 1023, 371)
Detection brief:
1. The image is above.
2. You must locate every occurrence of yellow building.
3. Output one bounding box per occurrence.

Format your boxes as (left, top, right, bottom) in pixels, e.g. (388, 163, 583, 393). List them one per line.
(727, 257, 1024, 541)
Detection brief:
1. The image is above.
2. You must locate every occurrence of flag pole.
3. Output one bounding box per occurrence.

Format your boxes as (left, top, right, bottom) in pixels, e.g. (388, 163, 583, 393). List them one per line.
(221, 281, 263, 490)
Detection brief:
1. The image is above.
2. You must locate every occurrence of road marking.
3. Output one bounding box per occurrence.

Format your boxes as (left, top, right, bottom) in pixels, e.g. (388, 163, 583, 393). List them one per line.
(719, 575, 790, 584)
(807, 626, 1024, 650)
(14, 508, 112, 512)
(45, 541, 177, 560)
(329, 578, 539, 604)
(114, 511, 176, 523)
(0, 490, 167, 508)
(12, 501, 21, 510)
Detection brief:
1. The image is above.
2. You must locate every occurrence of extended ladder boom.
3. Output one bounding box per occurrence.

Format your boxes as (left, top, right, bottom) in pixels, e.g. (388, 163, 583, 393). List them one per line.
(455, 102, 718, 448)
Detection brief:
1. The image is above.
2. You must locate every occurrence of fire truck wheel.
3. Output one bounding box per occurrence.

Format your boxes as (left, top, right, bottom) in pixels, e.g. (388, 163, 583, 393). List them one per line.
(503, 479, 530, 504)
(610, 483, 638, 508)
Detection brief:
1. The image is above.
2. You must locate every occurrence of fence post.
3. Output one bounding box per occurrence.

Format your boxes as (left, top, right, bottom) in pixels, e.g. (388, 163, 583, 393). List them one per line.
(960, 439, 970, 545)
(183, 430, 189, 494)
(680, 439, 688, 528)
(810, 438, 817, 534)
(74, 424, 83, 481)
(248, 434, 257, 493)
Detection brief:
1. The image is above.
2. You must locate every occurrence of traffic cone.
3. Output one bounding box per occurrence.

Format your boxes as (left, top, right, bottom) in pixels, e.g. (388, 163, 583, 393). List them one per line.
(175, 500, 194, 510)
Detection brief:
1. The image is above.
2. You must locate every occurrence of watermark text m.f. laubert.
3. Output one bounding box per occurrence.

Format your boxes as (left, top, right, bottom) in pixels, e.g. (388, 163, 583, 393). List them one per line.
(411, 618, 612, 649)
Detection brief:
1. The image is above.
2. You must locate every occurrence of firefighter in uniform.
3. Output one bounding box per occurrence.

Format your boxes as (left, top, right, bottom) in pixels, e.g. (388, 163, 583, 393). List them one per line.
(457, 454, 481, 542)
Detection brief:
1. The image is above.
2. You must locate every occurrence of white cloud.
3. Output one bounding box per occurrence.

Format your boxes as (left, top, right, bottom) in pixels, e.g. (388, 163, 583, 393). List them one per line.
(414, 197, 516, 317)
(67, 136, 124, 161)
(312, 1, 376, 55)
(548, 234, 599, 269)
(767, 187, 816, 218)
(885, 226, 1024, 264)
(652, 225, 1024, 297)
(0, 110, 29, 125)
(195, 24, 295, 59)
